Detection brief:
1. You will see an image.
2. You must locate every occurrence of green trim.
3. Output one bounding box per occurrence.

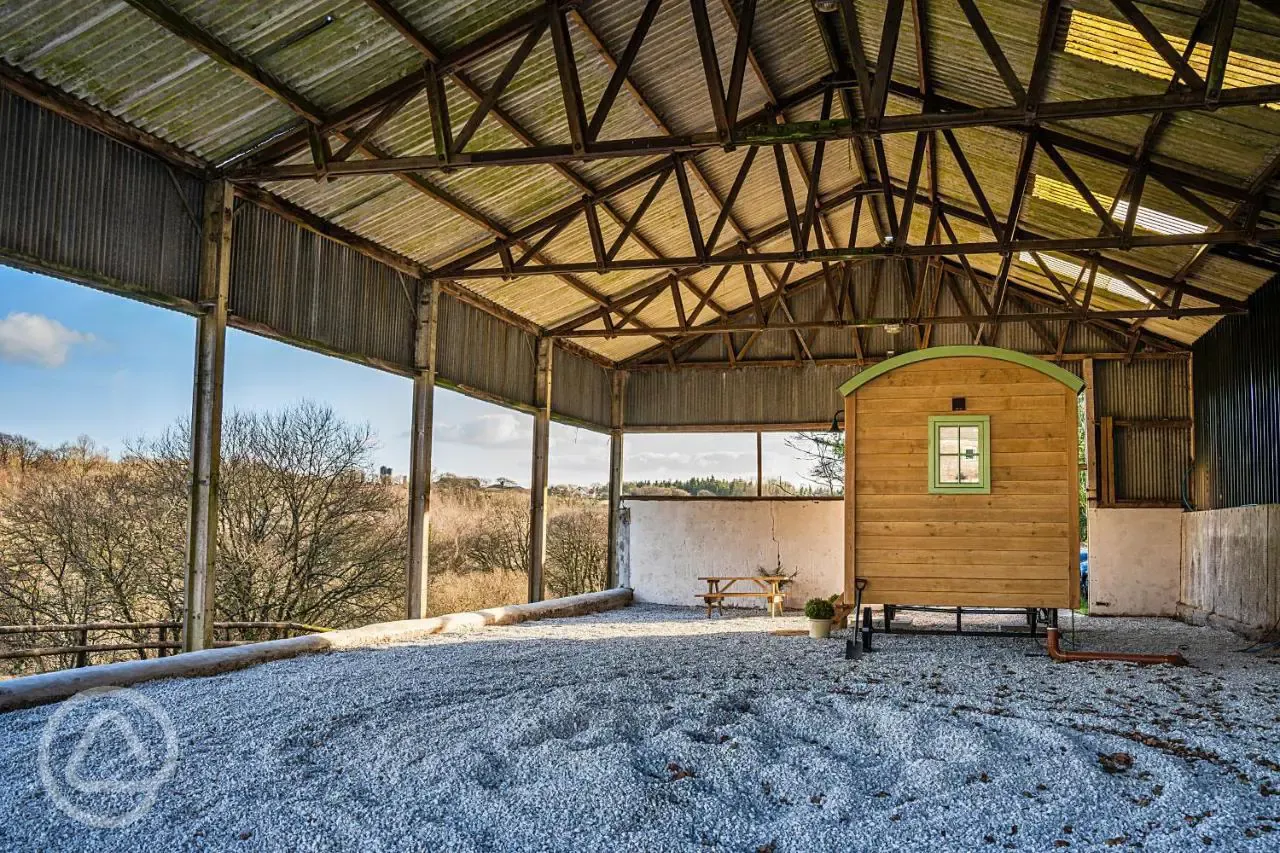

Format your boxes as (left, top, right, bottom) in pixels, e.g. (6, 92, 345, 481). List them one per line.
(838, 346, 1086, 396)
(928, 415, 991, 495)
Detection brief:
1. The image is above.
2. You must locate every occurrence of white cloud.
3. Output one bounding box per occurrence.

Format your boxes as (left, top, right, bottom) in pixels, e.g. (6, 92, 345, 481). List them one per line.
(0, 312, 94, 368)
(435, 413, 529, 448)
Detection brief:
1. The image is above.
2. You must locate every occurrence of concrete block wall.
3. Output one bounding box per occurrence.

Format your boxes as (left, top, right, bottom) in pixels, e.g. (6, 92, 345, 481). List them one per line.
(623, 499, 843, 610)
(1087, 508, 1182, 617)
(620, 498, 1280, 638)
(1180, 505, 1280, 639)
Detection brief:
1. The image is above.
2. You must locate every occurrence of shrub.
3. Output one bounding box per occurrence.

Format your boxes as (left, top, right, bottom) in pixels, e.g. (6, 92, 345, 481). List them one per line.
(804, 595, 838, 620)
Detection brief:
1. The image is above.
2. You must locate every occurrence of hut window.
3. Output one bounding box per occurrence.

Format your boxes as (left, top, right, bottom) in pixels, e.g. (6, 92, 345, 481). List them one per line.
(928, 415, 990, 495)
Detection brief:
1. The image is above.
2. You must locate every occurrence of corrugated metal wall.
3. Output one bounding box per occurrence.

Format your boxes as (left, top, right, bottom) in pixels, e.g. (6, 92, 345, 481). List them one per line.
(1192, 274, 1280, 509)
(435, 291, 537, 407)
(436, 294, 612, 428)
(231, 203, 415, 370)
(0, 85, 612, 428)
(1095, 358, 1192, 505)
(553, 348, 611, 428)
(625, 364, 852, 429)
(0, 89, 201, 304)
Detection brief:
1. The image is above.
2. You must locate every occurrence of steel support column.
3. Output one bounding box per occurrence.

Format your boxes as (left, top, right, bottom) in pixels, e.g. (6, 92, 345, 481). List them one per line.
(183, 180, 232, 653)
(529, 338, 553, 603)
(407, 280, 440, 619)
(607, 370, 627, 588)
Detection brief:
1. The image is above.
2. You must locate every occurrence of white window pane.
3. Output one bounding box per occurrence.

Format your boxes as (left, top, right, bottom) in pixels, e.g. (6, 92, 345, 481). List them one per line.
(939, 427, 959, 455)
(939, 455, 960, 483)
(960, 427, 980, 455)
(960, 455, 980, 483)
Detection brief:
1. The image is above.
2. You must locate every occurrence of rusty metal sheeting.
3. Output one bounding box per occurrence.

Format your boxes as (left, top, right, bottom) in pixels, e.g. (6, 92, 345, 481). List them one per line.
(551, 347, 611, 429)
(1095, 359, 1191, 420)
(231, 203, 414, 369)
(1192, 274, 1280, 509)
(0, 88, 202, 304)
(625, 364, 852, 429)
(1113, 426, 1191, 504)
(1094, 358, 1191, 505)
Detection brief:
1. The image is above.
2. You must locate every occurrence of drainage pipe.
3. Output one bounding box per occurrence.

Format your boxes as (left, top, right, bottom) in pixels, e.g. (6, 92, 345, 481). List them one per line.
(1045, 628, 1187, 666)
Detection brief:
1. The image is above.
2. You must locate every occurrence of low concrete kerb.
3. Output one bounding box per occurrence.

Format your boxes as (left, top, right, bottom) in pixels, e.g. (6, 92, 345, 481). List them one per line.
(0, 588, 633, 713)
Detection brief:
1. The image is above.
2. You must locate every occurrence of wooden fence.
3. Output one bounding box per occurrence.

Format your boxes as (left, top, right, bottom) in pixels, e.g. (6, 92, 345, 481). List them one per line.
(0, 621, 332, 668)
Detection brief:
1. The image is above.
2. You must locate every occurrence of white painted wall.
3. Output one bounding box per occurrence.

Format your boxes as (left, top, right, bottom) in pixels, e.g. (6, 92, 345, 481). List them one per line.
(1087, 507, 1183, 616)
(624, 499, 844, 610)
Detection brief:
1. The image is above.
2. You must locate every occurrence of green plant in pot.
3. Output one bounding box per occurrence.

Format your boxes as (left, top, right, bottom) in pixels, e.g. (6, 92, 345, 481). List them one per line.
(805, 595, 839, 639)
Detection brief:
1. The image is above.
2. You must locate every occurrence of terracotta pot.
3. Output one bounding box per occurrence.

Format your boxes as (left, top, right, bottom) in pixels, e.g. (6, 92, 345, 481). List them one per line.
(808, 618, 832, 639)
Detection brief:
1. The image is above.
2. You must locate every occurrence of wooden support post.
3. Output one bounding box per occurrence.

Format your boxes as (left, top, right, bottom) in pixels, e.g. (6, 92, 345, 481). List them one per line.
(1100, 414, 1116, 507)
(607, 370, 626, 588)
(756, 431, 764, 496)
(183, 180, 232, 654)
(406, 279, 440, 619)
(529, 337, 553, 603)
(1083, 357, 1098, 507)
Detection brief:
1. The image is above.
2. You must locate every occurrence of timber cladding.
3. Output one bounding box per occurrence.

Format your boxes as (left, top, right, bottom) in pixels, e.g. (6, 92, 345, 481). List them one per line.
(843, 351, 1081, 610)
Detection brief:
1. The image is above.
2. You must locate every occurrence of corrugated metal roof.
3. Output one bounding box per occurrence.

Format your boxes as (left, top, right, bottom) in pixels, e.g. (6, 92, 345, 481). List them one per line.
(1, 0, 1277, 367)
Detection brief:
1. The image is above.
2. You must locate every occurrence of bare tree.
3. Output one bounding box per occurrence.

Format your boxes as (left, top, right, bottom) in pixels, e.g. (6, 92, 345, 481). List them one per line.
(0, 402, 408, 671)
(784, 431, 845, 494)
(545, 503, 607, 597)
(144, 402, 407, 630)
(460, 491, 530, 576)
(0, 447, 181, 670)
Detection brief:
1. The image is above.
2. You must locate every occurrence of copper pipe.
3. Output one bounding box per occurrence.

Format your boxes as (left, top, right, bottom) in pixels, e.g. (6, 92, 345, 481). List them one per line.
(1046, 628, 1187, 666)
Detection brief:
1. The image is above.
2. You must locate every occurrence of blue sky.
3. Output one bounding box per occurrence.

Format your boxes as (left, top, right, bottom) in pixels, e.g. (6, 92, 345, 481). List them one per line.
(0, 265, 812, 486)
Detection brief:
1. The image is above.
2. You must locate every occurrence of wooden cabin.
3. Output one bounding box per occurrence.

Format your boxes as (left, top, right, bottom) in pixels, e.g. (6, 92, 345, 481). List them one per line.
(841, 346, 1084, 612)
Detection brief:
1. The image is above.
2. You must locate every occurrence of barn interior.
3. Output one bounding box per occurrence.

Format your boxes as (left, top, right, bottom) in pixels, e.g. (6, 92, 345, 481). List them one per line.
(1, 0, 1278, 646)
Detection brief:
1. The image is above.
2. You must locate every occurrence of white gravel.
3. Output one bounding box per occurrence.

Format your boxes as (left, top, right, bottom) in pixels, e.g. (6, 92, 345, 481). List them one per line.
(1, 605, 1277, 852)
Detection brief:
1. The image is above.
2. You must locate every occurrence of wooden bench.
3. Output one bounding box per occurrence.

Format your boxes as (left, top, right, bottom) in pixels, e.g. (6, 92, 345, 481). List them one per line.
(697, 576, 789, 617)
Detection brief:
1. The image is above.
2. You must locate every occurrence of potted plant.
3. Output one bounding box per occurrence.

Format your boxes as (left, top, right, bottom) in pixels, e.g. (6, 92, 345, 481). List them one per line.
(805, 595, 839, 639)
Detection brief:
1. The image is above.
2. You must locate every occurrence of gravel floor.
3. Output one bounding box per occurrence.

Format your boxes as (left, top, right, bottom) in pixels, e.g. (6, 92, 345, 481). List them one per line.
(1, 605, 1277, 852)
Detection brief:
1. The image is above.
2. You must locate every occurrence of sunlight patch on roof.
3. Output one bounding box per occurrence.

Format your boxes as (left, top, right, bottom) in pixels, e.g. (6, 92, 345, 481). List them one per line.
(1017, 252, 1151, 305)
(1031, 174, 1207, 236)
(1064, 10, 1280, 110)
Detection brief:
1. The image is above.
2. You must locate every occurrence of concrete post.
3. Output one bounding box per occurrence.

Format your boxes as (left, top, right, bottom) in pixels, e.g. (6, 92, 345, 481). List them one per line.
(406, 279, 440, 619)
(529, 337, 553, 603)
(607, 370, 627, 588)
(183, 180, 233, 653)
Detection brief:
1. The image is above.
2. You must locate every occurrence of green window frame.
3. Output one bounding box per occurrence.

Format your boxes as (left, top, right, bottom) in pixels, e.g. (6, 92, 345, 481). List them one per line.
(928, 415, 991, 495)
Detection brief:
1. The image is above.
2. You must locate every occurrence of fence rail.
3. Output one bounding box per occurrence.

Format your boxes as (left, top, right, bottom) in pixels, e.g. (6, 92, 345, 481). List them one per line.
(0, 621, 332, 666)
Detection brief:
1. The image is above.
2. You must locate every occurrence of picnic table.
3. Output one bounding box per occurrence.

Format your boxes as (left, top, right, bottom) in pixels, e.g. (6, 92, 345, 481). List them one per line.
(697, 576, 789, 617)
